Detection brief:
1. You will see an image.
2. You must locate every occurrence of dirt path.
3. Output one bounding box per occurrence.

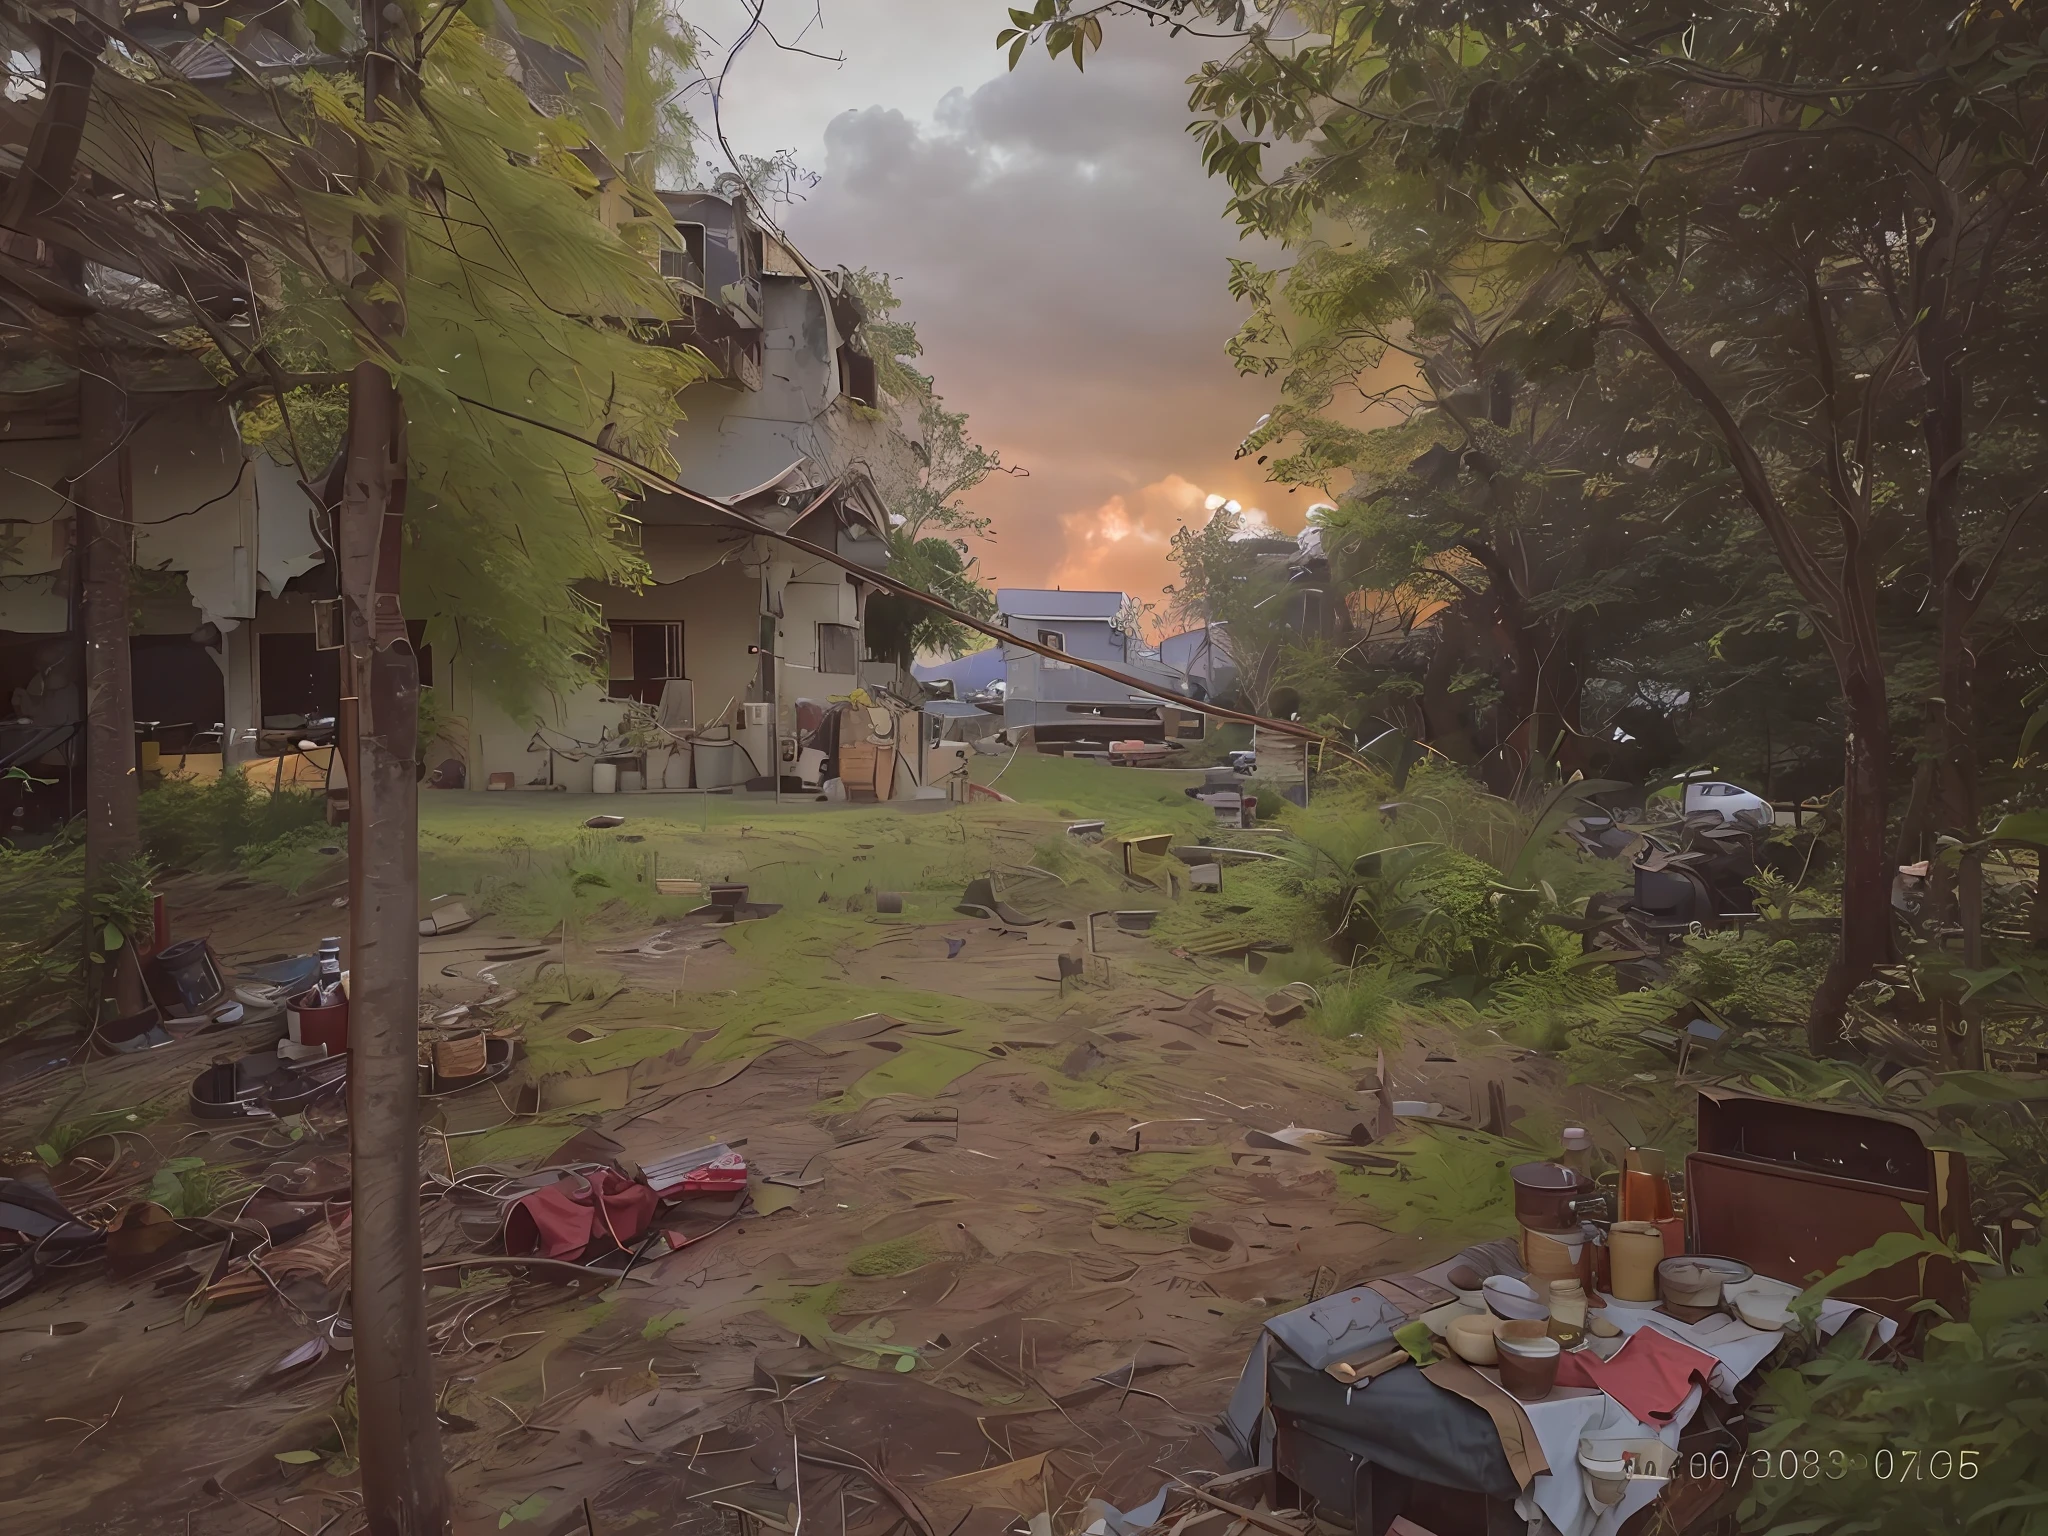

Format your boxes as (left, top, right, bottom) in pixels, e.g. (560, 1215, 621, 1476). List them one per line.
(0, 781, 1571, 1535)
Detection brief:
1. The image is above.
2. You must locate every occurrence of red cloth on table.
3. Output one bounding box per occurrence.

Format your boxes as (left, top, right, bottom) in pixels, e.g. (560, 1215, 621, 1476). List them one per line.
(503, 1170, 657, 1261)
(1554, 1322, 1719, 1426)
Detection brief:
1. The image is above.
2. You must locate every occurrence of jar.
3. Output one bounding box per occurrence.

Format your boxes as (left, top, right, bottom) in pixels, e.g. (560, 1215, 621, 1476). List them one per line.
(1496, 1334, 1561, 1400)
(1548, 1279, 1588, 1348)
(1609, 1221, 1665, 1301)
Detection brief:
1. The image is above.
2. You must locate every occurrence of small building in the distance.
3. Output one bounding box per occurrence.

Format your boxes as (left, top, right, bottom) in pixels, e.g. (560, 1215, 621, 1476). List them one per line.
(993, 589, 1201, 754)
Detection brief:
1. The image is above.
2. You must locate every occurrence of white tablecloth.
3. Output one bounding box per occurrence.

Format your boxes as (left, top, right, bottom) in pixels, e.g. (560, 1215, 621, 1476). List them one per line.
(1510, 1382, 1694, 1536)
(1487, 1282, 1899, 1536)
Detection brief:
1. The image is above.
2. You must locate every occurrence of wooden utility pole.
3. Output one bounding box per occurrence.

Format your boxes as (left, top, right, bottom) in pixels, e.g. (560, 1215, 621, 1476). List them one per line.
(342, 0, 446, 1528)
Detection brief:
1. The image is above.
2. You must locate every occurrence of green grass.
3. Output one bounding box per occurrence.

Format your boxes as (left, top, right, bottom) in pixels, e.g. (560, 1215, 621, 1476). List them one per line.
(845, 1233, 939, 1277)
(971, 752, 1214, 835)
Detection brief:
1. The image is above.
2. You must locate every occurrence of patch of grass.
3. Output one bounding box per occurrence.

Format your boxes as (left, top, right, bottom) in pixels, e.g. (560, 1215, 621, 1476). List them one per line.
(1148, 858, 1334, 954)
(846, 1234, 937, 1277)
(140, 773, 327, 873)
(1085, 1147, 1226, 1231)
(975, 752, 1212, 836)
(1308, 964, 1425, 1044)
(1338, 1125, 1525, 1239)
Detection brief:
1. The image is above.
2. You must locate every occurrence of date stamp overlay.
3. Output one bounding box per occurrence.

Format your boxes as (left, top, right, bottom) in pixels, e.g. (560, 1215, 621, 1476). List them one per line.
(1675, 1446, 1986, 1485)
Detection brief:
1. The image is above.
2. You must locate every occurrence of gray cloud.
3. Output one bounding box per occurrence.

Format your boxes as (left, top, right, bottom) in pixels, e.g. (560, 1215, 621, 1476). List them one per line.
(777, 35, 1294, 609)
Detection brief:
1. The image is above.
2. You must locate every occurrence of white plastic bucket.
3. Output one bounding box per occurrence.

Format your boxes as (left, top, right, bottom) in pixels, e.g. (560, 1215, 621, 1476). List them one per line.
(591, 762, 618, 794)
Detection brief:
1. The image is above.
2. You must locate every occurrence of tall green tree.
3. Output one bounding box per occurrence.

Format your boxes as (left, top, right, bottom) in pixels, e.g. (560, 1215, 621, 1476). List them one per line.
(1007, 0, 2048, 1044)
(29, 3, 708, 1526)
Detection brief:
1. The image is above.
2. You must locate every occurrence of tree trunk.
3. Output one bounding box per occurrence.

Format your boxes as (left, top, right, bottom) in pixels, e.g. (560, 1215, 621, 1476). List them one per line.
(344, 0, 445, 1525)
(342, 361, 445, 1535)
(1806, 669, 1894, 1050)
(78, 364, 139, 895)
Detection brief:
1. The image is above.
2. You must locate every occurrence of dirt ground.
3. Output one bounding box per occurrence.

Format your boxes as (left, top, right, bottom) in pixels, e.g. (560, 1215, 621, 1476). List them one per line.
(0, 762, 1587, 1536)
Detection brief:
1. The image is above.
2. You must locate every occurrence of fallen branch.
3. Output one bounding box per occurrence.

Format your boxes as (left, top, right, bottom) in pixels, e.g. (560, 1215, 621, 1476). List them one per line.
(797, 1440, 937, 1536)
(1162, 1482, 1302, 1536)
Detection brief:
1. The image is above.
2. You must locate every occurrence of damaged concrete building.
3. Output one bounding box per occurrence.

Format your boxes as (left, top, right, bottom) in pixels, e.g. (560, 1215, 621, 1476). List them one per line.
(0, 185, 923, 814)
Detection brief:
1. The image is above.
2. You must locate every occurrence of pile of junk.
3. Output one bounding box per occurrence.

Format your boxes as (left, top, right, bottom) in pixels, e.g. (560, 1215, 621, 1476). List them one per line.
(1217, 1086, 1970, 1536)
(3, 914, 760, 1315)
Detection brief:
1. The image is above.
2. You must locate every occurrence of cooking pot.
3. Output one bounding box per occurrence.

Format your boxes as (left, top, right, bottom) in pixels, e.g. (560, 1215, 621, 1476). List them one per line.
(1511, 1162, 1602, 1228)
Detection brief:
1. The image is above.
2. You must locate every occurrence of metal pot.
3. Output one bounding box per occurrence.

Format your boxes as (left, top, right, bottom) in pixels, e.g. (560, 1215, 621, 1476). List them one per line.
(1511, 1162, 1599, 1228)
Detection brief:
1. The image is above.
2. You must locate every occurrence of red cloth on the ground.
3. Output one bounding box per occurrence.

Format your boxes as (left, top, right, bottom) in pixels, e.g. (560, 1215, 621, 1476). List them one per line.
(1554, 1322, 1719, 1426)
(503, 1170, 657, 1260)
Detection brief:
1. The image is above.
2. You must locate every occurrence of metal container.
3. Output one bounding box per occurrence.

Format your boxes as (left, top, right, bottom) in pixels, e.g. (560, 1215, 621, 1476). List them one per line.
(1511, 1161, 1598, 1228)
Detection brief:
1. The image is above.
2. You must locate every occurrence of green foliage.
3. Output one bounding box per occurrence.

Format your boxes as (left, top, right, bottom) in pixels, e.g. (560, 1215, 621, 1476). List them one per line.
(1744, 1230, 2048, 1536)
(113, 4, 714, 710)
(145, 1156, 249, 1219)
(1166, 503, 1300, 716)
(1341, 1125, 1525, 1239)
(1673, 929, 1835, 1027)
(139, 774, 329, 874)
(1307, 964, 1422, 1043)
(838, 269, 1004, 662)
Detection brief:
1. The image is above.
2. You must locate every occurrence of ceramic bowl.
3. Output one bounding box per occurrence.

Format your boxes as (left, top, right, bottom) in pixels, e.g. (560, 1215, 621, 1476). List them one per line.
(1483, 1274, 1549, 1322)
(1675, 1254, 1754, 1288)
(1735, 1295, 1791, 1331)
(1447, 1312, 1500, 1366)
(1658, 1259, 1727, 1309)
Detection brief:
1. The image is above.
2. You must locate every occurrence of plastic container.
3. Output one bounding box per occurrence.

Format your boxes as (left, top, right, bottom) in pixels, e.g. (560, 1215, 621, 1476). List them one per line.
(287, 989, 350, 1055)
(693, 740, 737, 789)
(662, 750, 690, 789)
(1495, 1334, 1561, 1400)
(1609, 1220, 1665, 1301)
(591, 762, 618, 794)
(619, 769, 644, 792)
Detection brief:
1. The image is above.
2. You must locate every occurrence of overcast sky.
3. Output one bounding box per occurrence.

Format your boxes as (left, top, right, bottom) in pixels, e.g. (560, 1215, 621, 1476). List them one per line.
(687, 0, 1307, 626)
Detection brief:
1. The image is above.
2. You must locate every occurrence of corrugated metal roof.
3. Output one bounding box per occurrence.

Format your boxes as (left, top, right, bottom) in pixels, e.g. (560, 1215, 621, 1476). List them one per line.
(995, 588, 1125, 621)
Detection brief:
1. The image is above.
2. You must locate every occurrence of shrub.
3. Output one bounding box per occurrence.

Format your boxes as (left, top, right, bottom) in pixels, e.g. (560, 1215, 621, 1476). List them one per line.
(139, 773, 327, 872)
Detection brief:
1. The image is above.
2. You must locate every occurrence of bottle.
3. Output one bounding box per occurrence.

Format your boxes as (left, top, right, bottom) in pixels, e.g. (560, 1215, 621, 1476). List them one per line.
(1560, 1126, 1595, 1180)
(315, 938, 343, 1006)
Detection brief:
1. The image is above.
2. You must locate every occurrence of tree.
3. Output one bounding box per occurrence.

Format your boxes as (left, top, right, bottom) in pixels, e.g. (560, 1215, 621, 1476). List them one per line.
(1007, 0, 2048, 1045)
(1165, 504, 1303, 718)
(842, 268, 1008, 664)
(7, 2, 709, 1527)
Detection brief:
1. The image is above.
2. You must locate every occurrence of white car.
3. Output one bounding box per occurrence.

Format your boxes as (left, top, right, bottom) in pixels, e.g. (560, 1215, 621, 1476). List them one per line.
(1682, 780, 1773, 826)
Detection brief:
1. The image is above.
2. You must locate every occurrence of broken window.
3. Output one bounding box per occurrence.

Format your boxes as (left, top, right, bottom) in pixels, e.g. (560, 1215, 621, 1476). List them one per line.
(839, 346, 878, 407)
(660, 223, 705, 289)
(605, 621, 683, 704)
(1038, 629, 1072, 668)
(817, 622, 858, 676)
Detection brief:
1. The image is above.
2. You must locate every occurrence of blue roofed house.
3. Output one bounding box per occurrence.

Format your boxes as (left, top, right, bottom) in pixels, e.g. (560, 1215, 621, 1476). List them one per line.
(994, 589, 1202, 753)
